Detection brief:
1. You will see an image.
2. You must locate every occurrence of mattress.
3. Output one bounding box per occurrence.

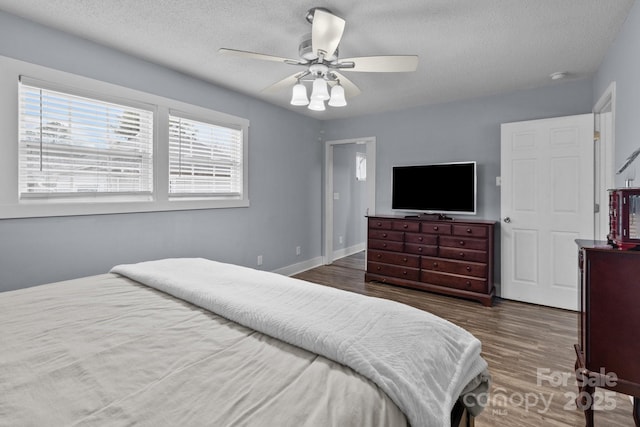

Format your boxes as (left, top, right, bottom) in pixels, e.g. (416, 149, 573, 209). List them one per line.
(0, 258, 490, 426)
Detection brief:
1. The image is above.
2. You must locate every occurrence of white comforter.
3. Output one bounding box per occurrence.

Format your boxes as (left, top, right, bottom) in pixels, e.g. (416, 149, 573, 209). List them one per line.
(111, 258, 489, 427)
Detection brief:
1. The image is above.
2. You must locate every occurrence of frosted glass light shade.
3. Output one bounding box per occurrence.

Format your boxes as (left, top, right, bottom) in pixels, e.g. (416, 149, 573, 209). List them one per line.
(308, 98, 326, 111)
(311, 78, 330, 101)
(290, 83, 309, 106)
(328, 84, 347, 107)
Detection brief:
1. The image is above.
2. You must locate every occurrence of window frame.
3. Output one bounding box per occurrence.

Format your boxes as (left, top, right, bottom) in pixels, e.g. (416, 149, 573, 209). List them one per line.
(168, 109, 245, 200)
(0, 56, 250, 219)
(18, 76, 156, 200)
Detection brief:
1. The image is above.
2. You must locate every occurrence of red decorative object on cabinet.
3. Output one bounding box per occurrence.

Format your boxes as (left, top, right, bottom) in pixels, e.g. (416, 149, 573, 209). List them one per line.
(608, 188, 640, 250)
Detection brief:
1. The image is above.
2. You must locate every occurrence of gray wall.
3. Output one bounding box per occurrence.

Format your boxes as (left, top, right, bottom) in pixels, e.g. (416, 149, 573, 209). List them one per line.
(2, 5, 625, 293)
(594, 0, 640, 187)
(0, 11, 323, 291)
(322, 79, 593, 293)
(323, 79, 595, 222)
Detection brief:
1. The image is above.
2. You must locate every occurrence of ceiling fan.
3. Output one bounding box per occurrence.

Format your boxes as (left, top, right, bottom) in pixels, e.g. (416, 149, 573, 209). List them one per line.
(219, 7, 419, 111)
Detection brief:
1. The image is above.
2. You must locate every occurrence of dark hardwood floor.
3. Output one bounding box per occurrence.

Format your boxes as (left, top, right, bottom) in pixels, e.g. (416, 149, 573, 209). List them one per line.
(293, 252, 635, 427)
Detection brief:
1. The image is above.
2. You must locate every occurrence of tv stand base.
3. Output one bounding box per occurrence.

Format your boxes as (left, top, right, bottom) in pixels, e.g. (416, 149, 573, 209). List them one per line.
(416, 213, 452, 221)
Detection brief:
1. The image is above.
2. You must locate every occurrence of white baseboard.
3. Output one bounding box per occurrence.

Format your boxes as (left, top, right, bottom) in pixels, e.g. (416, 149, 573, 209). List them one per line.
(332, 242, 366, 261)
(273, 243, 364, 277)
(273, 256, 325, 277)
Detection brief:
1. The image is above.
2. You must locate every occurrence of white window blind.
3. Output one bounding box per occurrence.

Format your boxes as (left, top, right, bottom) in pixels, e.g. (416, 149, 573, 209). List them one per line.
(169, 113, 243, 197)
(18, 79, 154, 198)
(356, 152, 367, 181)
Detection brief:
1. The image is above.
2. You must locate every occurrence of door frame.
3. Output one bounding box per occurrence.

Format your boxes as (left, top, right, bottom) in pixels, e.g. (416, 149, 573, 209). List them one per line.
(324, 137, 376, 265)
(593, 81, 616, 240)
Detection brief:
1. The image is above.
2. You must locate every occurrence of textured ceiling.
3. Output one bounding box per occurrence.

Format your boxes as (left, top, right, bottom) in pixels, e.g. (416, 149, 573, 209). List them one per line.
(0, 0, 635, 120)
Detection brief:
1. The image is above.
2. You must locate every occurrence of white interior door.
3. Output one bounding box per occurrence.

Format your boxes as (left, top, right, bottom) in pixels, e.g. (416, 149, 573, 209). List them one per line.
(501, 114, 594, 310)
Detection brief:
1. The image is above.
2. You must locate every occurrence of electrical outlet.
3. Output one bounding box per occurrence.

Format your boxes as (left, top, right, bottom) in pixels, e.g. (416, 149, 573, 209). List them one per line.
(296, 246, 301, 256)
(257, 255, 263, 266)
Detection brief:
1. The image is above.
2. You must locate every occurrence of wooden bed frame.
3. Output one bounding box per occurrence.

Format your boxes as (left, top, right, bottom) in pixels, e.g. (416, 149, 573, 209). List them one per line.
(452, 401, 475, 427)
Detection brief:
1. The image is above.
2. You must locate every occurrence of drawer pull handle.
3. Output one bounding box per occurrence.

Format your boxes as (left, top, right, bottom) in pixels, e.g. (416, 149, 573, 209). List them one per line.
(382, 233, 388, 238)
(466, 228, 472, 233)
(377, 222, 382, 226)
(433, 262, 438, 268)
(402, 258, 408, 262)
(377, 266, 382, 271)
(418, 236, 423, 241)
(466, 266, 471, 272)
(459, 252, 465, 258)
(418, 247, 423, 252)
(376, 254, 381, 259)
(465, 281, 471, 288)
(383, 243, 387, 248)
(402, 271, 408, 275)
(403, 224, 408, 229)
(459, 240, 465, 246)
(433, 226, 439, 231)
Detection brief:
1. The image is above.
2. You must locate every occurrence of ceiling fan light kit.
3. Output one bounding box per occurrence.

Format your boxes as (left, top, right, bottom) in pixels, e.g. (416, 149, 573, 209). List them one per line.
(219, 7, 418, 112)
(328, 84, 347, 107)
(290, 77, 347, 109)
(312, 77, 330, 101)
(308, 97, 326, 111)
(290, 82, 310, 106)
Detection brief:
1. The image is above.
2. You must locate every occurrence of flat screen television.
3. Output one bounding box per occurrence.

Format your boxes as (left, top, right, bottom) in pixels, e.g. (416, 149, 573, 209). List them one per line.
(392, 161, 477, 215)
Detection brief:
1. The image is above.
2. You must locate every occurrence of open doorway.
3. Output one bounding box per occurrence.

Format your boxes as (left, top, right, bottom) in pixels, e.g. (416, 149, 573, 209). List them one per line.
(324, 137, 376, 265)
(593, 82, 616, 240)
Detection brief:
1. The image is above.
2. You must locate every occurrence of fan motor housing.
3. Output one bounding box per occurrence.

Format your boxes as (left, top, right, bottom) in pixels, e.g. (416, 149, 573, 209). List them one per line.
(299, 34, 338, 62)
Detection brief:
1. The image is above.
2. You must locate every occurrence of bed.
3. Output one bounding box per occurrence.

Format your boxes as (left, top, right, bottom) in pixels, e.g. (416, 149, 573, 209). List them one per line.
(0, 258, 490, 427)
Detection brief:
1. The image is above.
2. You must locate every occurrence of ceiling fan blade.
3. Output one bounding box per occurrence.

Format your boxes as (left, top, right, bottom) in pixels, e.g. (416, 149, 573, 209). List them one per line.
(262, 71, 310, 94)
(337, 55, 419, 72)
(219, 48, 306, 65)
(331, 72, 361, 98)
(311, 9, 345, 59)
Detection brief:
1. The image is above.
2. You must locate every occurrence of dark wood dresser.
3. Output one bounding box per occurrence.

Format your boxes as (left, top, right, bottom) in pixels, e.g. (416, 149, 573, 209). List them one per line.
(365, 215, 495, 306)
(575, 240, 640, 426)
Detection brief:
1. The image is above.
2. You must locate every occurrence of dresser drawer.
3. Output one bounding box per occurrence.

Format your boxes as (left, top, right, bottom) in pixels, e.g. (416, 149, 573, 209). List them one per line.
(453, 224, 488, 238)
(440, 236, 487, 251)
(404, 243, 437, 256)
(421, 271, 487, 293)
(421, 222, 452, 235)
(368, 218, 392, 230)
(392, 221, 420, 232)
(421, 256, 487, 278)
(405, 233, 438, 245)
(368, 239, 404, 252)
(439, 247, 488, 263)
(368, 250, 419, 268)
(368, 229, 404, 241)
(368, 262, 420, 281)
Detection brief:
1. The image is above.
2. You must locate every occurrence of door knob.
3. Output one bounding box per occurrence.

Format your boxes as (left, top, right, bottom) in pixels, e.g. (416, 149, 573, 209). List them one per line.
(503, 217, 511, 223)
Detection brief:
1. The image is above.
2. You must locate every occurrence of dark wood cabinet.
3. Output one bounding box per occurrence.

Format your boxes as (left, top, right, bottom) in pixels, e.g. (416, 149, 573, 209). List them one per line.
(366, 215, 495, 306)
(575, 240, 640, 426)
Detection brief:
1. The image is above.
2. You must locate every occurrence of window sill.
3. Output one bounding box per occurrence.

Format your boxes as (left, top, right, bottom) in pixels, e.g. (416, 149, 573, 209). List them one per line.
(0, 197, 250, 219)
